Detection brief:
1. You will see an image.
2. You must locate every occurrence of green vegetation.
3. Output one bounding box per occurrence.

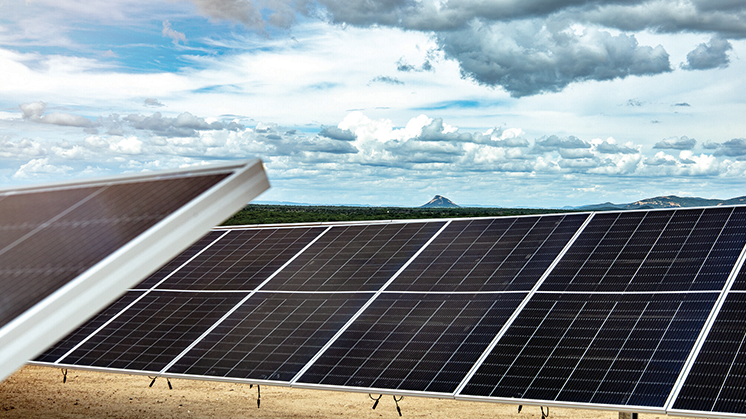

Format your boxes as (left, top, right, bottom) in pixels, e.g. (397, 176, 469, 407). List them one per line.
(221, 204, 575, 226)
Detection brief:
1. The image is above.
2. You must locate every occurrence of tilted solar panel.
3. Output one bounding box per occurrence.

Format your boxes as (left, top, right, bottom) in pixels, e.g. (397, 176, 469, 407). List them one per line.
(29, 205, 746, 417)
(0, 159, 269, 381)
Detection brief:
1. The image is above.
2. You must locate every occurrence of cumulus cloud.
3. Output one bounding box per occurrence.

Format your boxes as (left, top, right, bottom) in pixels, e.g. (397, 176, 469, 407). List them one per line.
(706, 138, 746, 157)
(123, 112, 242, 137)
(439, 23, 671, 97)
(654, 136, 697, 150)
(20, 102, 46, 120)
(176, 0, 745, 96)
(682, 36, 733, 70)
(12, 157, 72, 180)
(319, 126, 357, 141)
(19, 101, 93, 127)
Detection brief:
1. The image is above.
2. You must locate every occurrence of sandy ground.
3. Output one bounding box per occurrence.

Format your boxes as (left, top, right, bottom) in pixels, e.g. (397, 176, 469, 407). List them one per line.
(0, 366, 681, 419)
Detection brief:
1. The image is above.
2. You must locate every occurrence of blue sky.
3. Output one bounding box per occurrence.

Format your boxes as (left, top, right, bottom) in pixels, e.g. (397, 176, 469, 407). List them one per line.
(1, 0, 746, 207)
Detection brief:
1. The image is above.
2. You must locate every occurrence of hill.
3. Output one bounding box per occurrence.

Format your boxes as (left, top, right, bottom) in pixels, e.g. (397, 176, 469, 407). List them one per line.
(421, 195, 459, 208)
(578, 195, 746, 211)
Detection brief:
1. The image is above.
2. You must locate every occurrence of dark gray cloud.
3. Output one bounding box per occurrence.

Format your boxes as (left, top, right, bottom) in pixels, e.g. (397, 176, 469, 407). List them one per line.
(439, 23, 671, 97)
(183, 0, 746, 96)
(396, 57, 434, 73)
(681, 36, 733, 70)
(706, 138, 746, 157)
(654, 136, 697, 150)
(417, 119, 474, 142)
(319, 126, 357, 141)
(581, 2, 746, 38)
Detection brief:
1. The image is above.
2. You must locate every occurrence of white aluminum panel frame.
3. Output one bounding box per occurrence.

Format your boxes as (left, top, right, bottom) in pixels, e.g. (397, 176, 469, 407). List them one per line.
(0, 159, 269, 382)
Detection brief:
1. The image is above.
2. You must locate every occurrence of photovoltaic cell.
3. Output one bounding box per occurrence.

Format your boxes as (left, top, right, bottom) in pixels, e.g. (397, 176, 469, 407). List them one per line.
(388, 214, 586, 292)
(146, 227, 326, 290)
(168, 292, 371, 382)
(672, 293, 746, 414)
(262, 222, 445, 292)
(0, 173, 229, 330)
(35, 291, 144, 363)
(461, 292, 718, 407)
(56, 291, 247, 373)
(298, 292, 527, 393)
(134, 230, 226, 289)
(539, 208, 746, 293)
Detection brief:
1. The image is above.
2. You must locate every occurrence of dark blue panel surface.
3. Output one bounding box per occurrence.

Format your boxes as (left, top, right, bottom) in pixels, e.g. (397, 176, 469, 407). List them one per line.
(263, 222, 445, 292)
(298, 292, 527, 393)
(150, 227, 326, 290)
(541, 208, 746, 293)
(673, 292, 746, 414)
(461, 292, 717, 407)
(389, 214, 587, 292)
(167, 292, 370, 382)
(56, 291, 246, 373)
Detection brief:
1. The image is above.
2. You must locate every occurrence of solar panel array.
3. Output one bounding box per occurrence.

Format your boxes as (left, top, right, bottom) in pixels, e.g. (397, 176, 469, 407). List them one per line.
(33, 206, 746, 417)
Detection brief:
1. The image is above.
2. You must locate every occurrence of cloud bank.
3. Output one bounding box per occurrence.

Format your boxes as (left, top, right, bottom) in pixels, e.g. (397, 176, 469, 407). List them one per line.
(177, 0, 743, 96)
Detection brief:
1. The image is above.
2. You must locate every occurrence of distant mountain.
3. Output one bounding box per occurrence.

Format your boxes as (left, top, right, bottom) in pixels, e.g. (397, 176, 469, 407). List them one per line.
(577, 195, 746, 211)
(421, 195, 460, 208)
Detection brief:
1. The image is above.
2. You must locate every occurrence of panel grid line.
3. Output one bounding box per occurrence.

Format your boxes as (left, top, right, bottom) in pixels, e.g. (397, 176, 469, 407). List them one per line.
(157, 226, 334, 375)
(589, 301, 651, 404)
(289, 220, 453, 384)
(565, 212, 622, 287)
(522, 301, 588, 398)
(261, 299, 352, 380)
(501, 215, 567, 288)
(555, 301, 618, 398)
(618, 210, 675, 291)
(666, 208, 746, 411)
(291, 225, 389, 290)
(52, 230, 231, 365)
(456, 218, 518, 287)
(0, 186, 107, 259)
(479, 216, 543, 288)
(422, 298, 503, 391)
(624, 300, 683, 404)
(378, 300, 461, 388)
(454, 212, 594, 396)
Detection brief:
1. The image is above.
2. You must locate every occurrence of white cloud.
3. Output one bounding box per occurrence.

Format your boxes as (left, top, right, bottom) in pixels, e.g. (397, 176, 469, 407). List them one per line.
(109, 136, 143, 154)
(12, 157, 72, 179)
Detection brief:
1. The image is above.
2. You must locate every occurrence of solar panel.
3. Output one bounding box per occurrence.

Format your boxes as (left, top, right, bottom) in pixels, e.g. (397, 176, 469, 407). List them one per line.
(29, 205, 746, 417)
(0, 159, 269, 381)
(459, 292, 718, 408)
(169, 292, 372, 383)
(262, 222, 447, 292)
(671, 292, 746, 415)
(388, 214, 587, 292)
(296, 292, 528, 394)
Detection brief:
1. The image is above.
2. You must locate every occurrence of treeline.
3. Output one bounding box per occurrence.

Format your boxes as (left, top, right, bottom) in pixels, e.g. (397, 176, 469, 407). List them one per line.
(221, 204, 574, 225)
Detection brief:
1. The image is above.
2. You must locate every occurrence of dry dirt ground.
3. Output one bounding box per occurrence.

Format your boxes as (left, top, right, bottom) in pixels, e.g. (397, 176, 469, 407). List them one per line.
(1, 366, 684, 419)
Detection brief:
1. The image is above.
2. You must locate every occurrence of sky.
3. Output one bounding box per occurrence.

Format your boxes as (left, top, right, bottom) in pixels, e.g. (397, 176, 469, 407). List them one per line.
(1, 0, 746, 208)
